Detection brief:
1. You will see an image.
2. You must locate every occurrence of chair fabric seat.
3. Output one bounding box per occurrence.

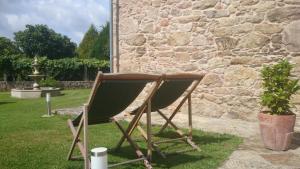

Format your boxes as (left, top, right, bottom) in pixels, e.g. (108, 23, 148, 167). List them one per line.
(72, 81, 148, 126)
(131, 79, 194, 115)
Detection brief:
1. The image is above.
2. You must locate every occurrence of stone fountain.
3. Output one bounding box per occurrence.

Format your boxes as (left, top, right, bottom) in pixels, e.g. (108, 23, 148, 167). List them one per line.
(11, 56, 61, 98)
(28, 56, 45, 90)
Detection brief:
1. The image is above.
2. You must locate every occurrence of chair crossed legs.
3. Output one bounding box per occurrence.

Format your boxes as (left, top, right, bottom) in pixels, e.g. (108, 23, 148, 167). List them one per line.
(116, 73, 205, 157)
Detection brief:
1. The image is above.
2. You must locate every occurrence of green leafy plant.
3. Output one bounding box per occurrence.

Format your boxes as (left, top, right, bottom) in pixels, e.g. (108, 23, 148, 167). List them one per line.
(40, 76, 60, 87)
(0, 55, 109, 81)
(261, 60, 300, 115)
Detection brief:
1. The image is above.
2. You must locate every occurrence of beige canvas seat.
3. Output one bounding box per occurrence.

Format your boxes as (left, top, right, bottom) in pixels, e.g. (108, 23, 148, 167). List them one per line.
(116, 73, 205, 157)
(67, 72, 162, 169)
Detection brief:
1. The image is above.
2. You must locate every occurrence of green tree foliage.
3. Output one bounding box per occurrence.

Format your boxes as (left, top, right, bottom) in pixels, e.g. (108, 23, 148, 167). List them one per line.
(261, 60, 300, 115)
(0, 37, 20, 56)
(0, 37, 21, 80)
(91, 22, 110, 60)
(77, 24, 99, 58)
(14, 24, 76, 59)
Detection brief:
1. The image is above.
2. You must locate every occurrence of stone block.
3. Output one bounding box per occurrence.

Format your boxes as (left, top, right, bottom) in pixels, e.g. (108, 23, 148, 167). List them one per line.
(166, 0, 181, 5)
(192, 34, 208, 46)
(168, 32, 191, 46)
(181, 63, 198, 71)
(254, 1, 276, 13)
(177, 1, 192, 9)
(233, 23, 253, 34)
(174, 52, 190, 61)
(212, 27, 233, 37)
(283, 20, 300, 52)
(200, 73, 223, 87)
(177, 23, 193, 32)
(230, 56, 252, 65)
(151, 0, 161, 7)
(271, 34, 282, 44)
(192, 0, 218, 10)
(255, 23, 282, 35)
(156, 51, 174, 58)
(141, 23, 154, 33)
(120, 18, 139, 35)
(241, 0, 259, 6)
(204, 10, 230, 18)
(267, 7, 300, 22)
(125, 34, 146, 46)
(194, 99, 226, 118)
(215, 37, 238, 50)
(291, 57, 300, 73)
(284, 0, 300, 5)
(224, 65, 258, 87)
(238, 32, 270, 49)
(174, 15, 201, 24)
(160, 19, 169, 27)
(207, 57, 230, 69)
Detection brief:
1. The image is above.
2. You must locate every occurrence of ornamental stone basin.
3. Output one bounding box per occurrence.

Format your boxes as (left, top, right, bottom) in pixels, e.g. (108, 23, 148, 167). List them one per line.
(11, 87, 61, 99)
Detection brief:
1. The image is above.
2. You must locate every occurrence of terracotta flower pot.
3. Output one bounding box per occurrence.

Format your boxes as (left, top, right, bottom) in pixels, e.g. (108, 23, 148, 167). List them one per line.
(258, 112, 296, 151)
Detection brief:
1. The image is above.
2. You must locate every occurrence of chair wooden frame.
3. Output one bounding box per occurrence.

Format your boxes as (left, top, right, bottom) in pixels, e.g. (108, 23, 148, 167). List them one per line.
(67, 72, 162, 169)
(116, 73, 205, 157)
(155, 80, 201, 154)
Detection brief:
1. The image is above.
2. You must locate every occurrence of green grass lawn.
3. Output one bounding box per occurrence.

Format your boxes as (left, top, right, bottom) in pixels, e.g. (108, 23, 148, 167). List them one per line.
(0, 89, 242, 169)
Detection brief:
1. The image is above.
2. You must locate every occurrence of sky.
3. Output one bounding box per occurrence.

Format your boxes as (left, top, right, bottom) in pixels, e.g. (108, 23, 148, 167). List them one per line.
(0, 0, 110, 45)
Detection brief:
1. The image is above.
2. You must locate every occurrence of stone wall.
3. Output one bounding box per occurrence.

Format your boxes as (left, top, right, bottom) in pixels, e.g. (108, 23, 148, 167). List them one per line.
(0, 81, 94, 91)
(114, 0, 300, 121)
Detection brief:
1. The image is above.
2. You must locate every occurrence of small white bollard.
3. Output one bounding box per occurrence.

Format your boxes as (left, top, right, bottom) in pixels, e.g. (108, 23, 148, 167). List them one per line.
(42, 93, 53, 117)
(46, 93, 51, 116)
(91, 147, 108, 169)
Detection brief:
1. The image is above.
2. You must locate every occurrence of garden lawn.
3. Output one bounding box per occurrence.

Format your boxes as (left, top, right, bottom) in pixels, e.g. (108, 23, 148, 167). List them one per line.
(0, 89, 242, 169)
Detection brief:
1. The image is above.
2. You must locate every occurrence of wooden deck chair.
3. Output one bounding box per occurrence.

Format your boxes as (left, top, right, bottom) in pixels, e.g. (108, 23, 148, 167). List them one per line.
(116, 73, 205, 156)
(67, 72, 162, 169)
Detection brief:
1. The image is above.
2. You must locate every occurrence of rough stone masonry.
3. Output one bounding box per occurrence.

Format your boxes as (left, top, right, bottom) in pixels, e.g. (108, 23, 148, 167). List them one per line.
(112, 0, 300, 121)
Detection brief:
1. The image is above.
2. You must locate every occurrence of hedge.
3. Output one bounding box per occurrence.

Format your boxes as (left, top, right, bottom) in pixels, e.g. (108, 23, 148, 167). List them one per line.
(0, 55, 110, 81)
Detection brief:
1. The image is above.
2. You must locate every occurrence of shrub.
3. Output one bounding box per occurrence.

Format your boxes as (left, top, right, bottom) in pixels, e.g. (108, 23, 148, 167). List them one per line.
(261, 60, 300, 115)
(40, 77, 60, 87)
(0, 55, 109, 81)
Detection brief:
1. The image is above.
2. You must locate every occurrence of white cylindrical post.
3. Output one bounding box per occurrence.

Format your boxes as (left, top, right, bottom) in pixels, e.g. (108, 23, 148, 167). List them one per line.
(91, 147, 108, 169)
(46, 93, 51, 116)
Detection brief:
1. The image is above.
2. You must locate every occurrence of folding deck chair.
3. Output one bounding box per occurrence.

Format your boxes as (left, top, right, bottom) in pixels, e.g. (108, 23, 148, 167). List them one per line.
(116, 73, 205, 156)
(67, 72, 161, 169)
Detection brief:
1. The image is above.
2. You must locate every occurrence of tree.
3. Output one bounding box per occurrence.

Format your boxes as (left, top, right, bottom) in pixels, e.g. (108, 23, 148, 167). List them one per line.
(0, 37, 21, 81)
(14, 24, 76, 59)
(77, 24, 99, 58)
(0, 37, 20, 56)
(91, 22, 110, 60)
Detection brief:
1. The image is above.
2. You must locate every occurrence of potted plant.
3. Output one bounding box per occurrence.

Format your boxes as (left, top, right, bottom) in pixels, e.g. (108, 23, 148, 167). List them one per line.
(258, 60, 300, 151)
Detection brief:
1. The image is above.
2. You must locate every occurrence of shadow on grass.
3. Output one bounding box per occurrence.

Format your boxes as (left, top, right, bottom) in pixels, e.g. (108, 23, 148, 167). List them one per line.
(65, 131, 234, 169)
(0, 101, 16, 105)
(108, 130, 232, 168)
(155, 130, 232, 145)
(110, 145, 210, 169)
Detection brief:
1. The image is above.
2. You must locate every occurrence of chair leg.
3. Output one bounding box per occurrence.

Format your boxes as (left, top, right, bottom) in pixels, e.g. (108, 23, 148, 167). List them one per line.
(114, 120, 152, 169)
(188, 94, 192, 139)
(67, 105, 91, 169)
(157, 110, 184, 136)
(137, 124, 166, 158)
(67, 118, 84, 160)
(156, 110, 201, 152)
(115, 106, 146, 150)
(146, 101, 152, 162)
(83, 104, 89, 169)
(123, 109, 166, 158)
(158, 99, 186, 133)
